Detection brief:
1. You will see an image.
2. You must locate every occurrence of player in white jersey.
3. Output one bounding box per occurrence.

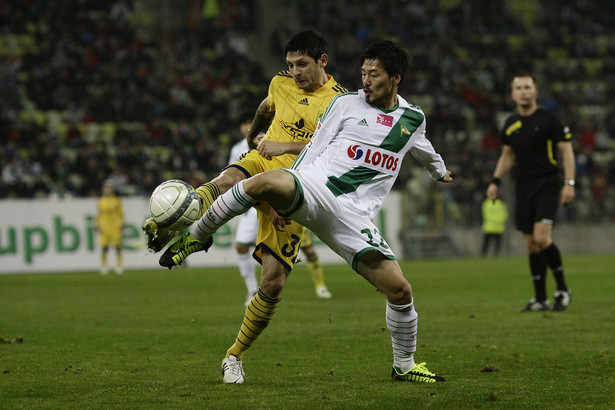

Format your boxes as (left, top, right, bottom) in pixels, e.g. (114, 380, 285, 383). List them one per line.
(286, 91, 443, 267)
(163, 40, 452, 383)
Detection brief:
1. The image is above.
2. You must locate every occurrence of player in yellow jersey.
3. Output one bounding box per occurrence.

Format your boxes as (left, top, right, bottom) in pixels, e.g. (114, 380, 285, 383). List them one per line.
(143, 30, 346, 383)
(96, 182, 124, 274)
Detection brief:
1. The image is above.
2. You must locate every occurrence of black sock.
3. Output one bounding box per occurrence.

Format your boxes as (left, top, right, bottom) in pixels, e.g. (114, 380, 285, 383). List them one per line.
(529, 253, 547, 301)
(543, 243, 568, 291)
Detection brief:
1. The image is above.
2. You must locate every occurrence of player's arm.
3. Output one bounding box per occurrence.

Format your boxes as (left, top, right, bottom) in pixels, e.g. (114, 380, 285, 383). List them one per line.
(253, 201, 292, 232)
(95, 201, 101, 230)
(486, 144, 515, 199)
(558, 140, 575, 205)
(118, 199, 125, 227)
(408, 121, 449, 182)
(257, 140, 308, 160)
(247, 98, 274, 149)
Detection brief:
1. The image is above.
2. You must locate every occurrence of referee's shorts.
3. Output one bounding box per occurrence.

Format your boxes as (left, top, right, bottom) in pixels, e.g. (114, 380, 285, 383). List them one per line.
(514, 174, 560, 234)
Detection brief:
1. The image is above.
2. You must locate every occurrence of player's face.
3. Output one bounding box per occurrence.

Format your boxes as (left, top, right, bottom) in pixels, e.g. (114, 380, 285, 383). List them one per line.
(286, 52, 328, 92)
(102, 184, 113, 196)
(361, 59, 400, 109)
(239, 120, 251, 137)
(511, 76, 537, 108)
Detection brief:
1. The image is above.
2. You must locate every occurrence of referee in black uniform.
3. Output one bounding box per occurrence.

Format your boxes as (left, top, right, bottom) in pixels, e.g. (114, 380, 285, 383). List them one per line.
(487, 72, 576, 312)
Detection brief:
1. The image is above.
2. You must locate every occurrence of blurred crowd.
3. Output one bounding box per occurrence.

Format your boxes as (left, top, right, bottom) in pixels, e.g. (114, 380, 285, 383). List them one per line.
(295, 0, 615, 224)
(1, 0, 614, 225)
(1, 0, 265, 198)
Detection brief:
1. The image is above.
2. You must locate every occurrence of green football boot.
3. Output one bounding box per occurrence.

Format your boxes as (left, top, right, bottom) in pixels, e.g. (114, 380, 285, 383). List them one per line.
(391, 362, 446, 383)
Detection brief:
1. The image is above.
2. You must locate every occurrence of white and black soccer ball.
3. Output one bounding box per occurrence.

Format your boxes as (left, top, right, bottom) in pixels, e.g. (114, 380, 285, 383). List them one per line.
(149, 180, 200, 231)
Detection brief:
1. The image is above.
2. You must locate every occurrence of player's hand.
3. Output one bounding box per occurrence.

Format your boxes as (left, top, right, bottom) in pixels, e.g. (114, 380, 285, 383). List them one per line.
(247, 133, 264, 150)
(440, 170, 453, 183)
(257, 140, 285, 160)
(561, 185, 575, 205)
(486, 183, 498, 200)
(268, 207, 291, 232)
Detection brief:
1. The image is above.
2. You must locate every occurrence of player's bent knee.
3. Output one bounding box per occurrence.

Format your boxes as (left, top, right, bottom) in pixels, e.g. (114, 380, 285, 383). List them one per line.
(236, 243, 250, 254)
(259, 254, 290, 298)
(385, 282, 412, 305)
(301, 245, 315, 258)
(259, 275, 286, 299)
(214, 168, 246, 192)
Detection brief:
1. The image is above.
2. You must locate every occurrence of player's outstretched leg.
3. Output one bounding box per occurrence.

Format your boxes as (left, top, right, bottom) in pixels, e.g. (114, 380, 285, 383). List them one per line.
(159, 182, 258, 268)
(142, 218, 177, 253)
(158, 231, 213, 268)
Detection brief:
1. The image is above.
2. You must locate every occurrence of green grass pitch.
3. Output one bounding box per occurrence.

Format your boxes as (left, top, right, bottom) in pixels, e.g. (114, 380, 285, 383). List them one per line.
(1, 254, 614, 408)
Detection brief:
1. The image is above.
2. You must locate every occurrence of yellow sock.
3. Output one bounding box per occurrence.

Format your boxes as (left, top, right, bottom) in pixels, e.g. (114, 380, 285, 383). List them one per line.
(101, 252, 108, 268)
(195, 182, 221, 218)
(116, 251, 122, 268)
(226, 289, 280, 359)
(307, 254, 325, 289)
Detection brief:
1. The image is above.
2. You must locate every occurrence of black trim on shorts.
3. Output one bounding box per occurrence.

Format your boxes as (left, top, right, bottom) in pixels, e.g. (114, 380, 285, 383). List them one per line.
(252, 243, 296, 273)
(225, 164, 252, 179)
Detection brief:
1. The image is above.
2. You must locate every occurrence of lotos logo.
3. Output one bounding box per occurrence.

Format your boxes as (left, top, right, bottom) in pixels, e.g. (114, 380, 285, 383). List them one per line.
(347, 144, 364, 160)
(346, 144, 400, 172)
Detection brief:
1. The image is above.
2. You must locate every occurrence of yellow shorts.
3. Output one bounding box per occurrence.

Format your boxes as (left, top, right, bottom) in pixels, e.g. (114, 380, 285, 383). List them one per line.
(99, 228, 122, 248)
(230, 150, 304, 272)
(253, 209, 304, 272)
(228, 149, 296, 178)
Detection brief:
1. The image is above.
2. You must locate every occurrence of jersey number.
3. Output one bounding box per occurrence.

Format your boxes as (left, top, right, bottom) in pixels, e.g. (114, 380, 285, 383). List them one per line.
(361, 228, 389, 249)
(281, 234, 301, 257)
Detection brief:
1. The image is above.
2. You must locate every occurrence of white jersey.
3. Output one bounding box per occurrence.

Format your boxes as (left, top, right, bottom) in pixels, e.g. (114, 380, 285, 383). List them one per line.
(292, 90, 446, 220)
(228, 139, 250, 166)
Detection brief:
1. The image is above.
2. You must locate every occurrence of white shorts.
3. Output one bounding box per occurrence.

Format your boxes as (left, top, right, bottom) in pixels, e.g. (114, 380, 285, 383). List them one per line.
(234, 207, 258, 245)
(281, 169, 396, 270)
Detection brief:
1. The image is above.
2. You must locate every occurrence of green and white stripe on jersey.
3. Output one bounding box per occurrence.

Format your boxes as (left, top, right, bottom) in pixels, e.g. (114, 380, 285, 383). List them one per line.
(326, 166, 380, 197)
(325, 107, 425, 197)
(380, 108, 424, 152)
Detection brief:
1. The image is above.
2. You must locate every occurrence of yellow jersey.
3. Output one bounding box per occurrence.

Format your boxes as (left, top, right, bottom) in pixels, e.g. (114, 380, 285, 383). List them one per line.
(231, 72, 347, 272)
(96, 195, 124, 234)
(262, 71, 347, 169)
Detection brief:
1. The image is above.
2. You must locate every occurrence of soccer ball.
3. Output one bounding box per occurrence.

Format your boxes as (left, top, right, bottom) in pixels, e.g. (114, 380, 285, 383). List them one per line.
(149, 180, 201, 231)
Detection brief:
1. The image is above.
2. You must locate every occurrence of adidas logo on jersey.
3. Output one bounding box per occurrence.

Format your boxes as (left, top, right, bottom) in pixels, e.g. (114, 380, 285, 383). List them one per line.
(298, 98, 309, 105)
(357, 118, 369, 126)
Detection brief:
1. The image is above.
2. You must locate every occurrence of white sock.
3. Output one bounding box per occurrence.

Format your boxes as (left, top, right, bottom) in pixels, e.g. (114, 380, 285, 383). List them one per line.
(237, 252, 258, 294)
(386, 299, 418, 373)
(190, 181, 257, 242)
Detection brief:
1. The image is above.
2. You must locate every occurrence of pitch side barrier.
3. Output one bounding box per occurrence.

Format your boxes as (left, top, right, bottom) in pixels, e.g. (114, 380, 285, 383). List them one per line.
(0, 193, 401, 274)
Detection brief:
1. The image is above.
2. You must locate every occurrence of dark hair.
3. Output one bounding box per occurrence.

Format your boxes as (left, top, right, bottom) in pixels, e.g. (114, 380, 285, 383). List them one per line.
(238, 110, 253, 125)
(360, 40, 409, 84)
(284, 30, 327, 62)
(511, 71, 535, 87)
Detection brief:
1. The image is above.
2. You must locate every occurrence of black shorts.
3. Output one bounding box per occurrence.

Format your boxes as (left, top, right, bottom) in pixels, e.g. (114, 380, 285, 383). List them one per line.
(514, 175, 560, 234)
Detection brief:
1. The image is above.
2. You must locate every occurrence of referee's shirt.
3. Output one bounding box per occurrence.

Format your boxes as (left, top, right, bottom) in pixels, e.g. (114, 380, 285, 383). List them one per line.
(500, 108, 571, 182)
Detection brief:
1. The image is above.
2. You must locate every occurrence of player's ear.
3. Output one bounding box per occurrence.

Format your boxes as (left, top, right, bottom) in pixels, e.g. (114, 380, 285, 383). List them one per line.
(319, 53, 328, 68)
(391, 73, 401, 85)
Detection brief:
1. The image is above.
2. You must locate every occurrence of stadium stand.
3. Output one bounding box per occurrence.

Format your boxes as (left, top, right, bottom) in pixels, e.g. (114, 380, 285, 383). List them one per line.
(1, 0, 613, 227)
